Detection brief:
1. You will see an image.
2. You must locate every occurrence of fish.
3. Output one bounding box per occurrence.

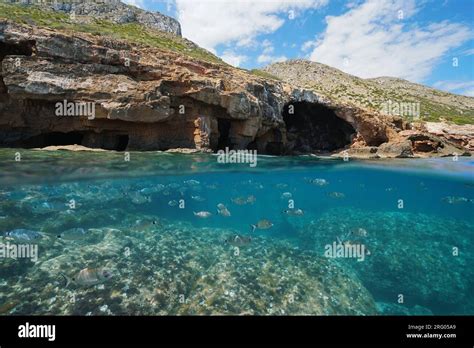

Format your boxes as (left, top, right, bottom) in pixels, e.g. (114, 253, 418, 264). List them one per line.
(129, 192, 151, 205)
(59, 267, 113, 287)
(442, 196, 473, 204)
(167, 183, 181, 189)
(251, 219, 273, 232)
(308, 178, 329, 186)
(132, 219, 160, 230)
(184, 180, 200, 186)
(225, 235, 252, 247)
(276, 183, 288, 189)
(168, 200, 178, 207)
(139, 186, 163, 195)
(231, 195, 256, 205)
(246, 195, 256, 204)
(328, 192, 345, 199)
(283, 208, 304, 216)
(193, 211, 212, 218)
(231, 197, 248, 205)
(57, 228, 88, 241)
(30, 201, 67, 214)
(191, 195, 206, 202)
(4, 229, 43, 242)
(350, 227, 368, 237)
(281, 192, 292, 199)
(217, 203, 231, 217)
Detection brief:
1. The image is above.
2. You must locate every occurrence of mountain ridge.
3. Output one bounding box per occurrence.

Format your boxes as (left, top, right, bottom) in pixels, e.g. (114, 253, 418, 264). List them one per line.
(263, 59, 474, 125)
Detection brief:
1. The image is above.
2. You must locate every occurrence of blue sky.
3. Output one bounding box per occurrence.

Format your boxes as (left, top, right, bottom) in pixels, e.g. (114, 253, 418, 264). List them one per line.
(124, 0, 474, 96)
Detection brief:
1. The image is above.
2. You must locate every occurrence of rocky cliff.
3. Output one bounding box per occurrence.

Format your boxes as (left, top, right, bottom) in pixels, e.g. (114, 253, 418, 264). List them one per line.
(4, 0, 182, 36)
(0, 3, 470, 158)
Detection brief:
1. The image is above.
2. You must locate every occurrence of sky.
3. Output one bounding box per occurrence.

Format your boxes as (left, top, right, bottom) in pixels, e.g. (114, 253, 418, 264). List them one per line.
(123, 0, 474, 96)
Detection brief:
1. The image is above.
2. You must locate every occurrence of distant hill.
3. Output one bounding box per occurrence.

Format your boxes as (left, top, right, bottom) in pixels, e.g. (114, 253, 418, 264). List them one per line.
(263, 60, 474, 125)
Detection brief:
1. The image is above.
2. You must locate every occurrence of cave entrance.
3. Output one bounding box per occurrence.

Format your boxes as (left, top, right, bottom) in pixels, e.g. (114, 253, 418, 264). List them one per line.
(18, 131, 85, 148)
(217, 118, 232, 150)
(283, 102, 356, 153)
(116, 135, 129, 151)
(42, 132, 84, 146)
(13, 131, 130, 151)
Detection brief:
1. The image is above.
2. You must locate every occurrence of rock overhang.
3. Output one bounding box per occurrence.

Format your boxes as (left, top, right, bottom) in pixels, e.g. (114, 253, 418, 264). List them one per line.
(0, 20, 469, 157)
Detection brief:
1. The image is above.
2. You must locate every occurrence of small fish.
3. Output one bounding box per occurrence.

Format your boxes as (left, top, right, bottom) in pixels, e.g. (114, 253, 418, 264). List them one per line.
(350, 227, 368, 237)
(251, 219, 273, 232)
(283, 208, 304, 216)
(167, 183, 181, 189)
(132, 219, 159, 230)
(30, 201, 66, 214)
(168, 200, 178, 207)
(57, 228, 88, 241)
(4, 229, 43, 242)
(231, 197, 248, 205)
(246, 195, 256, 204)
(276, 183, 288, 189)
(217, 204, 231, 217)
(281, 192, 292, 199)
(442, 196, 473, 204)
(184, 180, 200, 186)
(59, 267, 113, 287)
(225, 235, 252, 247)
(328, 192, 345, 199)
(194, 211, 212, 218)
(130, 192, 151, 205)
(191, 195, 206, 202)
(308, 178, 329, 186)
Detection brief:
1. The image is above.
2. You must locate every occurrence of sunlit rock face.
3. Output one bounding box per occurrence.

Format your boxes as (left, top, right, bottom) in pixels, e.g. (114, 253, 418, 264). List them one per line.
(6, 0, 182, 36)
(0, 20, 468, 157)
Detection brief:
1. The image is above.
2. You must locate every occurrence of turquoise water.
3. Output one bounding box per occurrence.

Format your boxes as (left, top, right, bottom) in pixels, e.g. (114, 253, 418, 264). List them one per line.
(0, 149, 473, 315)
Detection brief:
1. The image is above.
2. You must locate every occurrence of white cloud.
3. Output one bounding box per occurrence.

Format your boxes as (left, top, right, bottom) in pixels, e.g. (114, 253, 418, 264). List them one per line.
(301, 39, 317, 52)
(221, 50, 248, 67)
(433, 80, 474, 97)
(257, 39, 287, 64)
(257, 54, 287, 64)
(463, 48, 474, 56)
(175, 0, 328, 52)
(122, 0, 145, 8)
(308, 0, 472, 82)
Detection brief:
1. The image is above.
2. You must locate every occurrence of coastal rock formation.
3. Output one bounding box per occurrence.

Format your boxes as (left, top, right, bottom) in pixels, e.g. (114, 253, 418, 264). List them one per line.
(0, 15, 470, 157)
(5, 0, 182, 36)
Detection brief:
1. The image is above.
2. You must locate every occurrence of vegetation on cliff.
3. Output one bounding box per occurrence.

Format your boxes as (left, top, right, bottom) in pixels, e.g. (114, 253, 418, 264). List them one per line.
(0, 2, 223, 64)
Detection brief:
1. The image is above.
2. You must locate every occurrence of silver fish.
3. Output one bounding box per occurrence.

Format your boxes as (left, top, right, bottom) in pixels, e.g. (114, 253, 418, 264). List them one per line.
(60, 267, 113, 287)
(283, 208, 304, 216)
(4, 229, 43, 242)
(193, 211, 212, 218)
(57, 228, 88, 241)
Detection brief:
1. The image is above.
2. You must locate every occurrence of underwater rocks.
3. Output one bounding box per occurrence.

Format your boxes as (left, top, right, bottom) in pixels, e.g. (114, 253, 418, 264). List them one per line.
(0, 19, 467, 156)
(0, 209, 377, 315)
(298, 208, 474, 314)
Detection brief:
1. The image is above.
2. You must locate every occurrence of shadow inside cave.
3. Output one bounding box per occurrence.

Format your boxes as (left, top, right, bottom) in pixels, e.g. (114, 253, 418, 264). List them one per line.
(282, 101, 356, 153)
